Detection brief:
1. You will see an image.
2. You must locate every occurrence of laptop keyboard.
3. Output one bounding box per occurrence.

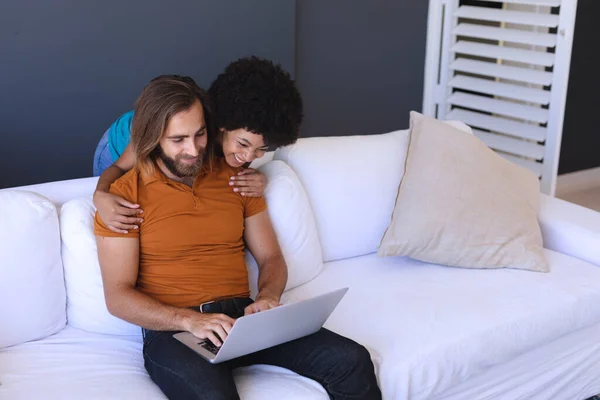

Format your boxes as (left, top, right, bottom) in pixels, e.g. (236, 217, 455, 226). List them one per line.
(198, 340, 220, 355)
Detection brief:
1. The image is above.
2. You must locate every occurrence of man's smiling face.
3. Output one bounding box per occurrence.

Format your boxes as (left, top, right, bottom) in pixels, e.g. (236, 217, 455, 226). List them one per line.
(157, 100, 207, 178)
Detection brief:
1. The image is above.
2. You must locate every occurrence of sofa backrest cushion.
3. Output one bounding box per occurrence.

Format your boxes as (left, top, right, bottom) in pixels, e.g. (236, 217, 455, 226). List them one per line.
(60, 196, 140, 335)
(273, 121, 473, 263)
(274, 130, 411, 262)
(246, 161, 323, 294)
(0, 190, 67, 348)
(0, 177, 99, 208)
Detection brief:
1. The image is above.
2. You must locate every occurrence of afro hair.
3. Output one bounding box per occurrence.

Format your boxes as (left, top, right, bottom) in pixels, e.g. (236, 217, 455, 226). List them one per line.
(208, 56, 303, 148)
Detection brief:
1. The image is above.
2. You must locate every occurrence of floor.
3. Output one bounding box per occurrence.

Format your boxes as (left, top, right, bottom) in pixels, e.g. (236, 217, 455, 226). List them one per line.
(556, 185, 600, 212)
(555, 168, 600, 212)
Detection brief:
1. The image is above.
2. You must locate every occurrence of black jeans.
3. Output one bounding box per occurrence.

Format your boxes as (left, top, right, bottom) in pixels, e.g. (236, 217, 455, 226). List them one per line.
(142, 327, 382, 400)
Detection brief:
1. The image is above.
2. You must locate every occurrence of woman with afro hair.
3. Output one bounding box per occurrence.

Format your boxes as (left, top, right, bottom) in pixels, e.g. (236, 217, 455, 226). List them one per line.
(93, 56, 303, 233)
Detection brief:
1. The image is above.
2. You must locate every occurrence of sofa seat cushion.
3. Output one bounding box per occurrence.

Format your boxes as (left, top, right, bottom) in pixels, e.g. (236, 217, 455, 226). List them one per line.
(0, 326, 327, 400)
(281, 250, 600, 400)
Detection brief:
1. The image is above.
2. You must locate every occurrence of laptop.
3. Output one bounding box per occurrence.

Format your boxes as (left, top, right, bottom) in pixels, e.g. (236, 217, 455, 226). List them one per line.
(173, 287, 348, 364)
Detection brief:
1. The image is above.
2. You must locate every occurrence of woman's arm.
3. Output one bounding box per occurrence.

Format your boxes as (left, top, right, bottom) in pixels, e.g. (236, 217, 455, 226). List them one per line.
(95, 143, 136, 193)
(93, 144, 143, 234)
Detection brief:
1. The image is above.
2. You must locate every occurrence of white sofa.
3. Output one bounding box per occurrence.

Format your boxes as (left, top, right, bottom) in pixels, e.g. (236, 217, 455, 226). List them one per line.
(2, 127, 600, 400)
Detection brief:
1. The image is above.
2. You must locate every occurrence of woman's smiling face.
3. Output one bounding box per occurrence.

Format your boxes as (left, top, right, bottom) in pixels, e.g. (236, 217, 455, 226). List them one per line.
(220, 128, 269, 167)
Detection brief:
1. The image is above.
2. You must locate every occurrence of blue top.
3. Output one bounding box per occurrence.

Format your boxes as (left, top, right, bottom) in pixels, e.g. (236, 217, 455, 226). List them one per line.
(107, 110, 134, 161)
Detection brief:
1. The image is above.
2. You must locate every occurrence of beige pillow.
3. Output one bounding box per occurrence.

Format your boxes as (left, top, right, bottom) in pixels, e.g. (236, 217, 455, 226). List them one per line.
(378, 111, 548, 272)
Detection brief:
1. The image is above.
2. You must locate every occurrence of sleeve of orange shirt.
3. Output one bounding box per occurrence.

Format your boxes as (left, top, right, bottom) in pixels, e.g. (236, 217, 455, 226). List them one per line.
(243, 195, 267, 219)
(93, 176, 140, 239)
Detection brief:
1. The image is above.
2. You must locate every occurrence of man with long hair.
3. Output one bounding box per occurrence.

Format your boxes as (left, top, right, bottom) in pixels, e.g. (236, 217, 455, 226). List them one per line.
(94, 75, 381, 399)
(93, 57, 303, 233)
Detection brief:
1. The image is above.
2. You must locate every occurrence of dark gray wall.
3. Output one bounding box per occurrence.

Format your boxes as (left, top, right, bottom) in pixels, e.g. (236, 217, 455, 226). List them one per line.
(1, 1, 596, 188)
(0, 0, 295, 188)
(295, 1, 429, 137)
(558, 1, 600, 174)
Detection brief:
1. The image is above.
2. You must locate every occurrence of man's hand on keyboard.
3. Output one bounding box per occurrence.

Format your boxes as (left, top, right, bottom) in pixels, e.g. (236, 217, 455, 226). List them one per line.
(183, 313, 235, 347)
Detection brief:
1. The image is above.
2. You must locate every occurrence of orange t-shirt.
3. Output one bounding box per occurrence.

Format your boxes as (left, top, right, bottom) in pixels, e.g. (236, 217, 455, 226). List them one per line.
(93, 158, 266, 308)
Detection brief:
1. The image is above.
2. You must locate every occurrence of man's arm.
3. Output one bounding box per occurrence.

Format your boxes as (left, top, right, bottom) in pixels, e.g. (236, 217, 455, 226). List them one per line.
(243, 211, 288, 315)
(96, 235, 235, 346)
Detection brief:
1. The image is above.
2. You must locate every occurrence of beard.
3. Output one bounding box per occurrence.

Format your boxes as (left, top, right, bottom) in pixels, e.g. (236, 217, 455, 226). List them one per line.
(154, 145, 204, 178)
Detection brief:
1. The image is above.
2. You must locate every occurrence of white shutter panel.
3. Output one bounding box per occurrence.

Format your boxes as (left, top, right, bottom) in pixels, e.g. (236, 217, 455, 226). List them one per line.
(422, 0, 578, 195)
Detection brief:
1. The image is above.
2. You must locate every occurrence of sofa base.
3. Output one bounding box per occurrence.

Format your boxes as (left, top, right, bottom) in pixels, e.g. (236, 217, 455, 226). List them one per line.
(437, 322, 600, 400)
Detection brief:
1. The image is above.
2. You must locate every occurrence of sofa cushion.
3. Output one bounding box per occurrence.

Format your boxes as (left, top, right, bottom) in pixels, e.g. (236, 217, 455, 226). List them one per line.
(60, 196, 140, 335)
(274, 129, 410, 262)
(0, 177, 99, 208)
(273, 121, 471, 263)
(281, 250, 600, 400)
(0, 325, 327, 400)
(0, 190, 66, 349)
(246, 161, 323, 293)
(379, 111, 548, 272)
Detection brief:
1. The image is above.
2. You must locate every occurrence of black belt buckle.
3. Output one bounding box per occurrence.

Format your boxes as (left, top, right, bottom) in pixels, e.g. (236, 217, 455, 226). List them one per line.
(199, 297, 253, 319)
(199, 300, 216, 313)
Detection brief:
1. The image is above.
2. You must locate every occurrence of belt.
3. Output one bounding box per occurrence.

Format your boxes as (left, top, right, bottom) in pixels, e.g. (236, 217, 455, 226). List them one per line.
(198, 297, 254, 319)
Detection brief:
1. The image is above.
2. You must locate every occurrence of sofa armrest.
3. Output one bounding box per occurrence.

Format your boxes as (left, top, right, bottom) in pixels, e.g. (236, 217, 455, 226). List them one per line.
(538, 194, 600, 267)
